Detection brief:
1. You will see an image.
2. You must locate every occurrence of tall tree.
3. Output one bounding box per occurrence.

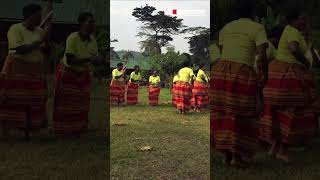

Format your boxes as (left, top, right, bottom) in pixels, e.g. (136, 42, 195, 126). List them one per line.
(132, 5, 184, 55)
(182, 27, 210, 65)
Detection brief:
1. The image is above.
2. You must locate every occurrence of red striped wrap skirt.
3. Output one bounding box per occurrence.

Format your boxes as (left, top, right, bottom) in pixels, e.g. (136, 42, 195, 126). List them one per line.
(175, 81, 192, 111)
(127, 82, 139, 105)
(148, 86, 160, 106)
(192, 81, 209, 108)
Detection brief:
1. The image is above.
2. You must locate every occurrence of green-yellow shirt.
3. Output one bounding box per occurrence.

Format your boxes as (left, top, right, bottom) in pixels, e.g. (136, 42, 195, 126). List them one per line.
(209, 43, 221, 63)
(178, 67, 195, 83)
(7, 23, 45, 63)
(196, 69, 208, 83)
(63, 32, 98, 72)
(219, 18, 268, 67)
(130, 72, 141, 82)
(276, 25, 308, 65)
(112, 69, 124, 82)
(149, 75, 160, 86)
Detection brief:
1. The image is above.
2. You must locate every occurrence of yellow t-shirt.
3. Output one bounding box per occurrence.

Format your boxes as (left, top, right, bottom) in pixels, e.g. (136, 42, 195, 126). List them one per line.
(209, 43, 221, 63)
(173, 75, 179, 83)
(112, 69, 124, 82)
(149, 75, 160, 86)
(63, 32, 99, 72)
(7, 23, 45, 63)
(196, 69, 208, 83)
(130, 72, 141, 82)
(178, 67, 195, 83)
(276, 25, 308, 65)
(219, 18, 268, 67)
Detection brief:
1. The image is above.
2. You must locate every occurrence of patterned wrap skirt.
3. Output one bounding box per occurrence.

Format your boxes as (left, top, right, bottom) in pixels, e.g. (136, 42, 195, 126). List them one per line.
(259, 60, 317, 145)
(0, 55, 47, 130)
(192, 81, 209, 108)
(148, 86, 160, 106)
(110, 79, 126, 105)
(210, 60, 259, 157)
(127, 82, 139, 105)
(175, 81, 192, 111)
(53, 63, 91, 136)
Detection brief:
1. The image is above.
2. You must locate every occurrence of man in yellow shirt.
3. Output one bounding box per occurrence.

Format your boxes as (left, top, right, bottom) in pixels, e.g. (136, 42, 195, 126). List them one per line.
(261, 9, 317, 162)
(148, 71, 161, 106)
(192, 64, 209, 112)
(175, 62, 195, 114)
(127, 65, 141, 105)
(110, 63, 126, 106)
(53, 12, 104, 136)
(0, 3, 52, 138)
(210, 0, 268, 166)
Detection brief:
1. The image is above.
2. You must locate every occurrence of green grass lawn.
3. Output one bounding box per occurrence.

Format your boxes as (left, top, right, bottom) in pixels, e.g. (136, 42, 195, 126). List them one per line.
(212, 136, 320, 179)
(111, 87, 210, 180)
(0, 79, 108, 180)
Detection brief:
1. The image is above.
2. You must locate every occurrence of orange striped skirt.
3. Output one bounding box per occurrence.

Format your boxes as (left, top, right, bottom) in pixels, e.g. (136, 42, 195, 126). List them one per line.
(148, 86, 160, 106)
(0, 55, 47, 130)
(172, 84, 177, 107)
(192, 81, 209, 108)
(127, 82, 139, 105)
(175, 81, 192, 111)
(210, 60, 259, 156)
(110, 80, 125, 105)
(259, 60, 317, 145)
(53, 63, 91, 136)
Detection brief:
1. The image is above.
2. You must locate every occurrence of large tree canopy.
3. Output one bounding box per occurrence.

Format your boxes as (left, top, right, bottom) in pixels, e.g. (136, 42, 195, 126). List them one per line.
(132, 5, 184, 55)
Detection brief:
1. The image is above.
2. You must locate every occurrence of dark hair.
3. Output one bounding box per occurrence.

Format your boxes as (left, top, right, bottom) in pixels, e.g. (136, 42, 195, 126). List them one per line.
(182, 61, 191, 67)
(199, 63, 206, 69)
(78, 12, 94, 24)
(286, 8, 305, 24)
(235, 0, 254, 18)
(23, 4, 42, 19)
(117, 63, 123, 67)
(134, 65, 140, 69)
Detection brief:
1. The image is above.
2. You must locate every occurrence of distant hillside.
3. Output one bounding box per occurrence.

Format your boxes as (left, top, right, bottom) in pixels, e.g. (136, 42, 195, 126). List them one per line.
(110, 50, 151, 70)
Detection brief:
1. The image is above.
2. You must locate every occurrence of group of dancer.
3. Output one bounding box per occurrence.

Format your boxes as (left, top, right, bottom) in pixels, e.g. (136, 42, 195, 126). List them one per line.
(0, 2, 104, 138)
(110, 61, 210, 114)
(210, 1, 320, 167)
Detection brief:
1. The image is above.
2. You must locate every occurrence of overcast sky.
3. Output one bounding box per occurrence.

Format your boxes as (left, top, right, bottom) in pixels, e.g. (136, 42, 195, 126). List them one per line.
(110, 0, 210, 53)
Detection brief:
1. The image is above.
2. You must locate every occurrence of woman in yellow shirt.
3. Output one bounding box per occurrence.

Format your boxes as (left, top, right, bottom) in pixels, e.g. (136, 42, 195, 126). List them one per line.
(175, 62, 195, 114)
(210, 1, 269, 166)
(110, 63, 126, 106)
(171, 72, 179, 107)
(192, 64, 209, 112)
(148, 71, 161, 106)
(127, 65, 141, 105)
(260, 10, 317, 162)
(0, 3, 51, 137)
(53, 12, 104, 136)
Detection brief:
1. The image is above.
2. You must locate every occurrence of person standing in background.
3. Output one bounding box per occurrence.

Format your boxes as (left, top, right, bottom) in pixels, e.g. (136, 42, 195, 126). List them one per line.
(0, 3, 52, 138)
(53, 12, 104, 137)
(175, 62, 195, 114)
(110, 63, 126, 106)
(210, 0, 268, 167)
(148, 71, 161, 106)
(127, 65, 141, 105)
(192, 64, 209, 112)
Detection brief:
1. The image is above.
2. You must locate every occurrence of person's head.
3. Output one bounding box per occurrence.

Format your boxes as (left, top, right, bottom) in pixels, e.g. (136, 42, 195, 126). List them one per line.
(23, 4, 42, 27)
(78, 12, 96, 35)
(235, 0, 255, 19)
(182, 61, 191, 68)
(153, 70, 158, 76)
(268, 26, 284, 48)
(286, 8, 307, 31)
(199, 63, 206, 70)
(117, 63, 123, 70)
(134, 65, 140, 72)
